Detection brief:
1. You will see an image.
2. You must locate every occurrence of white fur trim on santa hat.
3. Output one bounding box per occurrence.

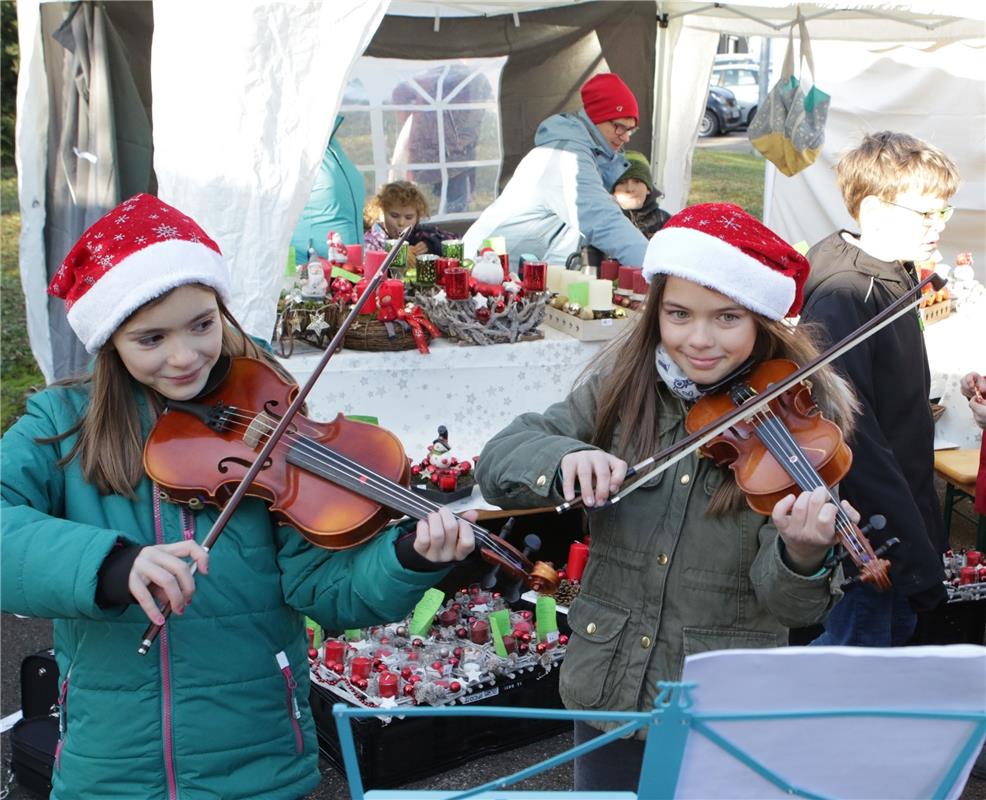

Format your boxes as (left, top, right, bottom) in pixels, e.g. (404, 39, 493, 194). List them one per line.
(641, 227, 795, 320)
(68, 239, 231, 353)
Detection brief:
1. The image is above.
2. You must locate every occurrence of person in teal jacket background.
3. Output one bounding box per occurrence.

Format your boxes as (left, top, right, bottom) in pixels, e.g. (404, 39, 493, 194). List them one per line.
(1, 193, 474, 800)
(291, 114, 366, 262)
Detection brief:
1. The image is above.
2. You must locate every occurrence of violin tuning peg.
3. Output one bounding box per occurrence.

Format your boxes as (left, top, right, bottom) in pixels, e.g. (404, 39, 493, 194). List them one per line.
(522, 534, 542, 556)
(873, 536, 900, 558)
(480, 565, 500, 590)
(860, 514, 887, 535)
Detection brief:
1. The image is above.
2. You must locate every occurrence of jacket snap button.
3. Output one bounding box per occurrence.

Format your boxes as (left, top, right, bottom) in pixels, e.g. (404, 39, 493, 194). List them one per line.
(536, 475, 547, 487)
(586, 622, 597, 634)
(657, 553, 669, 566)
(680, 474, 690, 485)
(640, 636, 652, 649)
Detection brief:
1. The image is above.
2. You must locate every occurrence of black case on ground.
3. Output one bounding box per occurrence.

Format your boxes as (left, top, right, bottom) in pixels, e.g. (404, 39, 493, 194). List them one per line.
(10, 648, 60, 797)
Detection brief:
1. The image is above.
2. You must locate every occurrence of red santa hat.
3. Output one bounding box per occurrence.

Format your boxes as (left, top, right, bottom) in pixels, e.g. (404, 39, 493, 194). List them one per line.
(641, 203, 808, 319)
(580, 73, 639, 126)
(48, 194, 231, 352)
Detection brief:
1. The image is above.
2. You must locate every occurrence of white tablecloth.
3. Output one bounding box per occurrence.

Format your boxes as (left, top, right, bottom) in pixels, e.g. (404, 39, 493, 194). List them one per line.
(924, 299, 985, 450)
(277, 326, 604, 462)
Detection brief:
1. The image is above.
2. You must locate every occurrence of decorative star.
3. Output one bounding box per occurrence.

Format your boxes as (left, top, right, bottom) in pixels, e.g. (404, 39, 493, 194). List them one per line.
(306, 312, 330, 335)
(289, 313, 303, 333)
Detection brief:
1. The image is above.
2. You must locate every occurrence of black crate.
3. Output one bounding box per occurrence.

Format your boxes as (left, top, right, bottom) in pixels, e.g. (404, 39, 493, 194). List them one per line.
(311, 666, 568, 789)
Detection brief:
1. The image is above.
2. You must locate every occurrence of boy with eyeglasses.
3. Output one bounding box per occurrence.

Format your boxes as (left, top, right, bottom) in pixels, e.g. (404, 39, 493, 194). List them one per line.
(801, 130, 960, 647)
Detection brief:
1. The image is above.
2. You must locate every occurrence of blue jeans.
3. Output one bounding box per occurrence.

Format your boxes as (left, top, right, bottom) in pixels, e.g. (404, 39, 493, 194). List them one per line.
(810, 583, 917, 647)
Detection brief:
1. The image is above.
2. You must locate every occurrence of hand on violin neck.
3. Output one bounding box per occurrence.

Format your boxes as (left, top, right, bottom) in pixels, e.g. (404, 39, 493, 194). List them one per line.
(560, 450, 628, 507)
(413, 507, 477, 565)
(771, 487, 859, 575)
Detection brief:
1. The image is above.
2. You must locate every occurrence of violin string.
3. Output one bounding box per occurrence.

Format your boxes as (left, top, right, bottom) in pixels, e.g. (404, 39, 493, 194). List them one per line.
(740, 393, 868, 559)
(185, 407, 521, 567)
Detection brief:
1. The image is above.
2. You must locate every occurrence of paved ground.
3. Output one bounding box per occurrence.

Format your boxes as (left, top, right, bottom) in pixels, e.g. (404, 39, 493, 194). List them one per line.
(695, 129, 755, 153)
(3, 478, 984, 799)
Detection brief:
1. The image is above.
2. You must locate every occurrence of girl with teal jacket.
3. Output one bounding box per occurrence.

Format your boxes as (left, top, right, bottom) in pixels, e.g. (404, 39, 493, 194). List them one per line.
(1, 194, 474, 800)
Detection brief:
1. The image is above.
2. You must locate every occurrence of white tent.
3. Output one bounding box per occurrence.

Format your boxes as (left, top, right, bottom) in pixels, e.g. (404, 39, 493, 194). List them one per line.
(15, 0, 986, 382)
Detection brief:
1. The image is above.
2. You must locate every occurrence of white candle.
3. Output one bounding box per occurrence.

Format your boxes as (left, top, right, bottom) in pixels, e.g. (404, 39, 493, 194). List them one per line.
(546, 265, 566, 293)
(588, 279, 614, 310)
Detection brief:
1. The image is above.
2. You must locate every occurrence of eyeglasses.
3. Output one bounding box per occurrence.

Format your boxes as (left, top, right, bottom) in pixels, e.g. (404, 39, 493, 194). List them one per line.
(882, 200, 954, 225)
(609, 121, 638, 138)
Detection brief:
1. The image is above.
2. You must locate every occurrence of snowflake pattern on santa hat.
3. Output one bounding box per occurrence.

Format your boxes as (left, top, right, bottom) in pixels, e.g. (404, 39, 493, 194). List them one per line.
(49, 194, 231, 352)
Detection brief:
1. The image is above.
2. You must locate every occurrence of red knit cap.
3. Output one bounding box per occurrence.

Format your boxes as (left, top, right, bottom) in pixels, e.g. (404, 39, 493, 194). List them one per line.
(580, 73, 639, 126)
(49, 194, 231, 352)
(641, 203, 809, 319)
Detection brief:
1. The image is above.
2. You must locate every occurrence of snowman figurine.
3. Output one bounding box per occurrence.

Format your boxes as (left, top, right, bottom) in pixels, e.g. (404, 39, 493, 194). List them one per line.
(427, 427, 460, 492)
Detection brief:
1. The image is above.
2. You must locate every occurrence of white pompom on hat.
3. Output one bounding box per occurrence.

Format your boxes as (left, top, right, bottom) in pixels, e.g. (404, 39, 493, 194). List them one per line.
(641, 203, 809, 320)
(48, 194, 231, 352)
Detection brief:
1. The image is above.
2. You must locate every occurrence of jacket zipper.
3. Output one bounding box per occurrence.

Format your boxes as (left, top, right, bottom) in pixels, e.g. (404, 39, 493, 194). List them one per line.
(54, 671, 70, 769)
(276, 651, 304, 753)
(154, 486, 179, 800)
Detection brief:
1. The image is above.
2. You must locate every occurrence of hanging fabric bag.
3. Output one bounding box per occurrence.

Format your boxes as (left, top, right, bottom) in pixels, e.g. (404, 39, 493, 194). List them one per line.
(748, 12, 830, 176)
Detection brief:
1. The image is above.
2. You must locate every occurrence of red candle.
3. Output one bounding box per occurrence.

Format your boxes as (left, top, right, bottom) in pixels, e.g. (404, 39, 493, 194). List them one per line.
(600, 259, 620, 281)
(324, 639, 346, 667)
(346, 244, 363, 267)
(619, 265, 641, 291)
(960, 566, 976, 585)
(566, 541, 589, 582)
(470, 619, 490, 644)
(436, 257, 459, 286)
(523, 261, 548, 291)
(438, 608, 459, 626)
(364, 249, 388, 280)
(376, 279, 405, 322)
(354, 278, 377, 314)
(350, 656, 372, 680)
(967, 551, 982, 566)
(444, 268, 470, 300)
(498, 252, 510, 280)
(378, 671, 398, 698)
(502, 634, 516, 654)
(632, 270, 649, 296)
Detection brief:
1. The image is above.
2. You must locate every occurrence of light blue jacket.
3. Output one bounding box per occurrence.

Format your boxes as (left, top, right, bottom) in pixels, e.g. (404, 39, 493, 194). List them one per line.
(1, 384, 446, 799)
(464, 111, 648, 268)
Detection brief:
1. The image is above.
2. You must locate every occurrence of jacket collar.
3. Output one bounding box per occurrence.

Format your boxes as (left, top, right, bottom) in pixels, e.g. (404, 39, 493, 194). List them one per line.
(832, 231, 915, 286)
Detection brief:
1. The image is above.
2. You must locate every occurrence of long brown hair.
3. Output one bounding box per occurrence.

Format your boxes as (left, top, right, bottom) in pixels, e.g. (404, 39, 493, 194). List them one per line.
(39, 288, 290, 497)
(586, 275, 859, 515)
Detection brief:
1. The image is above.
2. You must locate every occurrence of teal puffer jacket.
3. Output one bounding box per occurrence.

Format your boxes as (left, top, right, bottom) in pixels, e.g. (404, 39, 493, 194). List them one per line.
(1, 384, 448, 800)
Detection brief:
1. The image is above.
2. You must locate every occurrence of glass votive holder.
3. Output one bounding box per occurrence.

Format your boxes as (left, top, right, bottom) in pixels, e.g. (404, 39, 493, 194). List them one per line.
(522, 261, 548, 291)
(385, 239, 409, 270)
(416, 254, 438, 286)
(437, 257, 460, 286)
(444, 267, 470, 300)
(441, 239, 465, 261)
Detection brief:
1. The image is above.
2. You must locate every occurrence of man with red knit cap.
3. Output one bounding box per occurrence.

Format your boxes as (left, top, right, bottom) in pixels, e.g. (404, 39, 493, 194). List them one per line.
(465, 72, 648, 269)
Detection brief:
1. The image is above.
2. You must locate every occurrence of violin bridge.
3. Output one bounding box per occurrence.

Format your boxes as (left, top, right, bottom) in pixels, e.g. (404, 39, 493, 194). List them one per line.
(244, 411, 277, 449)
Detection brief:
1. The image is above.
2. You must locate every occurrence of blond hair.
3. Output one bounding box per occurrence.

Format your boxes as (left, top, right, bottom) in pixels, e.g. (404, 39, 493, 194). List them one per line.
(39, 288, 291, 497)
(837, 131, 959, 221)
(585, 276, 859, 516)
(363, 181, 430, 230)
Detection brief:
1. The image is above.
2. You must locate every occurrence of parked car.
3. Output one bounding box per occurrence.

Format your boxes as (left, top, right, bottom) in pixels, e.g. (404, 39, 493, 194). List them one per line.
(701, 85, 744, 138)
(711, 61, 761, 127)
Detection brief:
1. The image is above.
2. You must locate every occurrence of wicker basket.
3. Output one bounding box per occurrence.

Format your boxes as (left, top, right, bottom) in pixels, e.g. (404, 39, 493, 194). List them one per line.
(342, 314, 425, 352)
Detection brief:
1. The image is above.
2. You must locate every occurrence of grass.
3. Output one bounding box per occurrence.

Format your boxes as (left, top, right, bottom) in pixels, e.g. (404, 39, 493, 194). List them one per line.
(0, 147, 765, 435)
(1, 166, 44, 434)
(688, 146, 764, 219)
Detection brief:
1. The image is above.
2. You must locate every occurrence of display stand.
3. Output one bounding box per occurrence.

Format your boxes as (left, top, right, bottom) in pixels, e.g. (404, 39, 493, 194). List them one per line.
(333, 645, 986, 800)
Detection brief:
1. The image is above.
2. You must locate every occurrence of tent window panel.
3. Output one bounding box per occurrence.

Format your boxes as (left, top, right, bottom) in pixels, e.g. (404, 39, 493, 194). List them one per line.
(339, 55, 506, 220)
(339, 111, 372, 165)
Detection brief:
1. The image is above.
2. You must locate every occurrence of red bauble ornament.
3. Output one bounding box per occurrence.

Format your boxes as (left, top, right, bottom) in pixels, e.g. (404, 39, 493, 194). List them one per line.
(410, 674, 423, 684)
(403, 684, 416, 697)
(475, 306, 491, 324)
(411, 465, 422, 476)
(431, 660, 444, 672)
(450, 681, 462, 692)
(456, 627, 468, 638)
(518, 642, 529, 655)
(448, 657, 460, 668)
(559, 634, 570, 646)
(331, 662, 345, 674)
(494, 299, 506, 314)
(401, 666, 413, 680)
(458, 461, 472, 474)
(413, 638, 425, 648)
(536, 642, 548, 654)
(354, 677, 369, 690)
(453, 646, 464, 659)
(307, 648, 318, 660)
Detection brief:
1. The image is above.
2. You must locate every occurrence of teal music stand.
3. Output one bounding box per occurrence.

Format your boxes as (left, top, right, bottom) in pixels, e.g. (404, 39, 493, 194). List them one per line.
(332, 644, 986, 799)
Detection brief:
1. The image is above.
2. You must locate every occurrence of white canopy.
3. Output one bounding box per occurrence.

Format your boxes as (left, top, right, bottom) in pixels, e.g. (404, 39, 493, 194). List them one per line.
(16, 0, 986, 382)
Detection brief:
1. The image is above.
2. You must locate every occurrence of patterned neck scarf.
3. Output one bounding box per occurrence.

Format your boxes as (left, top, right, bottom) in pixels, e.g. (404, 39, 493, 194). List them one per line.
(654, 343, 704, 402)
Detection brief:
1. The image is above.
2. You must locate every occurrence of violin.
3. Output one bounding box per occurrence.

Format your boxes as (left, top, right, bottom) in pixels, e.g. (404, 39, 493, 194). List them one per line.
(144, 356, 559, 587)
(685, 359, 895, 590)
